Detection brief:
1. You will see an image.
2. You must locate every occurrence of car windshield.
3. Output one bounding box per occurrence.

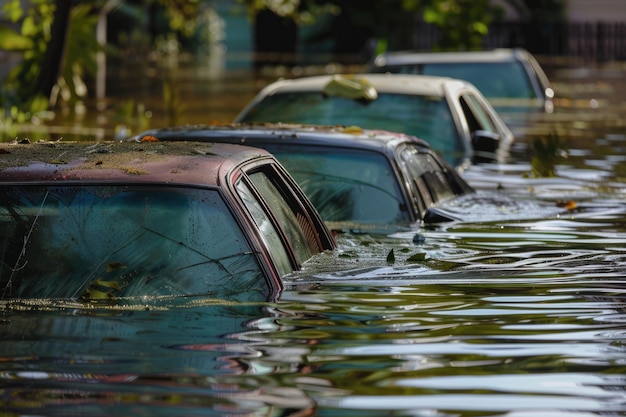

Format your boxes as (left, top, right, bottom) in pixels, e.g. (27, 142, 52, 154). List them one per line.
(0, 185, 267, 301)
(239, 92, 464, 158)
(388, 62, 536, 99)
(258, 145, 411, 225)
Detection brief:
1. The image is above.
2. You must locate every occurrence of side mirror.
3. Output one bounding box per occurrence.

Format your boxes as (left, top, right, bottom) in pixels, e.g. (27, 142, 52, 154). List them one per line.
(471, 130, 500, 162)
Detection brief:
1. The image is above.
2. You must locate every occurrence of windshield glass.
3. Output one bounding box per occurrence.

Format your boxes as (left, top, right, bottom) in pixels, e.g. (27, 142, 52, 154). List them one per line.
(260, 145, 411, 225)
(420, 62, 536, 99)
(240, 92, 462, 158)
(0, 185, 266, 302)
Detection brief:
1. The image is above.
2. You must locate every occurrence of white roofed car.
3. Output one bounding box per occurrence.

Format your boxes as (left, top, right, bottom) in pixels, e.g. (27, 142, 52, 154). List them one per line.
(369, 48, 555, 116)
(234, 73, 514, 169)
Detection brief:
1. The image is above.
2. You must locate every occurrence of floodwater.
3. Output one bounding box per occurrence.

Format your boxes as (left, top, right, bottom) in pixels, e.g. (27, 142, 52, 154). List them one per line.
(2, 58, 626, 416)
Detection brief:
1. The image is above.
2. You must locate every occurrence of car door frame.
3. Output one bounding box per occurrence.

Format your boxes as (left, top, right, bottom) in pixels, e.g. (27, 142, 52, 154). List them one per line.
(447, 84, 513, 162)
(218, 155, 335, 296)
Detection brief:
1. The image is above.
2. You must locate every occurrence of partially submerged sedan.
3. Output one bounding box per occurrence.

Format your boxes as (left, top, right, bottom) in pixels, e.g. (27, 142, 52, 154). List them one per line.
(233, 73, 514, 168)
(0, 141, 335, 302)
(369, 48, 555, 115)
(132, 124, 475, 230)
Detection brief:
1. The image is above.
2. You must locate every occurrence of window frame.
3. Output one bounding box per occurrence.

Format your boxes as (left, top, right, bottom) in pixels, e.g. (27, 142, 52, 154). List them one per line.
(229, 159, 333, 278)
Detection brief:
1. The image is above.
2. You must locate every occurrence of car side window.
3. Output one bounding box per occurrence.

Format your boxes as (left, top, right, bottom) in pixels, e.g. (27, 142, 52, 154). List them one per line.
(247, 170, 319, 263)
(236, 166, 321, 275)
(459, 94, 498, 134)
(399, 145, 457, 211)
(268, 146, 411, 225)
(236, 179, 293, 277)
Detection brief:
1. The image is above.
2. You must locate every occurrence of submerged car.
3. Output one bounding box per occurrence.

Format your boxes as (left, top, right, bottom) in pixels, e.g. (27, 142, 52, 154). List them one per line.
(0, 141, 335, 302)
(132, 124, 475, 230)
(233, 73, 514, 168)
(369, 48, 554, 115)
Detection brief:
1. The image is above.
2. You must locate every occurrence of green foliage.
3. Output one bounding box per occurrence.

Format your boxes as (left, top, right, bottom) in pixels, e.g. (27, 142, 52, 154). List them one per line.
(423, 0, 503, 51)
(0, 0, 101, 120)
(239, 0, 502, 52)
(112, 99, 151, 138)
(57, 4, 101, 106)
(155, 0, 201, 38)
(238, 0, 340, 24)
(0, 0, 54, 114)
(530, 132, 564, 178)
(0, 25, 33, 51)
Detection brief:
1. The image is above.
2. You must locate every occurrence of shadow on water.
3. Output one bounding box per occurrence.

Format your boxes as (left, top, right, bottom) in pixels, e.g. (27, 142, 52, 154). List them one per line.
(2, 58, 626, 416)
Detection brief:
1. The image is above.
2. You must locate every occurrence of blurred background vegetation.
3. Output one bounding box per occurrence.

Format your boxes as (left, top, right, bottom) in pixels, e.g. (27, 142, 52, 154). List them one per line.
(0, 0, 565, 131)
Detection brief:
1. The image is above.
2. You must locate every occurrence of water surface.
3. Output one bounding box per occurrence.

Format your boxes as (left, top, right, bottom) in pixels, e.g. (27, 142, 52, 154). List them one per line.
(1, 62, 626, 416)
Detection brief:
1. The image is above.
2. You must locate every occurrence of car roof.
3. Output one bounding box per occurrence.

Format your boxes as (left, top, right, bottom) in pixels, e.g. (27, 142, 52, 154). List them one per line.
(250, 73, 469, 98)
(132, 123, 437, 155)
(0, 141, 271, 186)
(372, 48, 529, 66)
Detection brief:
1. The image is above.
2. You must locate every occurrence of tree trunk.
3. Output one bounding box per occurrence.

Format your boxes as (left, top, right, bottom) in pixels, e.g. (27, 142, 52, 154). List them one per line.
(35, 0, 73, 103)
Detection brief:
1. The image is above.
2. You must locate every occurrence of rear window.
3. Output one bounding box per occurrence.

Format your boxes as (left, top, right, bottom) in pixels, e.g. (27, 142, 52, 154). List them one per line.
(239, 92, 463, 159)
(409, 62, 535, 99)
(0, 185, 266, 301)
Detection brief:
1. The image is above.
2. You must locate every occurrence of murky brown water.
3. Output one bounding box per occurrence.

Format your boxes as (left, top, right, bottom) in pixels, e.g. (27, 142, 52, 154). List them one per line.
(1, 57, 626, 416)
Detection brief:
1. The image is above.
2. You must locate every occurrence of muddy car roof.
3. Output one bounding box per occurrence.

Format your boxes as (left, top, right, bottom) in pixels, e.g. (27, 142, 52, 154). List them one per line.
(132, 123, 435, 154)
(0, 141, 271, 185)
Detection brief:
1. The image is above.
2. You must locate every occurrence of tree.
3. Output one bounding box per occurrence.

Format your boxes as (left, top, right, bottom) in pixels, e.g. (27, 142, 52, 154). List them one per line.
(422, 0, 504, 51)
(0, 0, 204, 122)
(0, 0, 101, 118)
(34, 0, 72, 101)
(238, 0, 505, 64)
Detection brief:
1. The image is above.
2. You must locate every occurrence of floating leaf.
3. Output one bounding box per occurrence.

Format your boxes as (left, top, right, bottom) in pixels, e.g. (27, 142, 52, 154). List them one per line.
(407, 253, 427, 263)
(386, 249, 395, 264)
(556, 200, 577, 211)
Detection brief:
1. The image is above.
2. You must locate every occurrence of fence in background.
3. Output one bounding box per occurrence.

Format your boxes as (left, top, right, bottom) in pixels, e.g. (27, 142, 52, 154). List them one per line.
(412, 21, 626, 63)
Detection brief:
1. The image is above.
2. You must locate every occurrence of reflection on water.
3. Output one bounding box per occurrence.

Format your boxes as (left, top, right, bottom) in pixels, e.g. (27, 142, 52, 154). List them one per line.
(5, 275, 626, 416)
(2, 63, 626, 416)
